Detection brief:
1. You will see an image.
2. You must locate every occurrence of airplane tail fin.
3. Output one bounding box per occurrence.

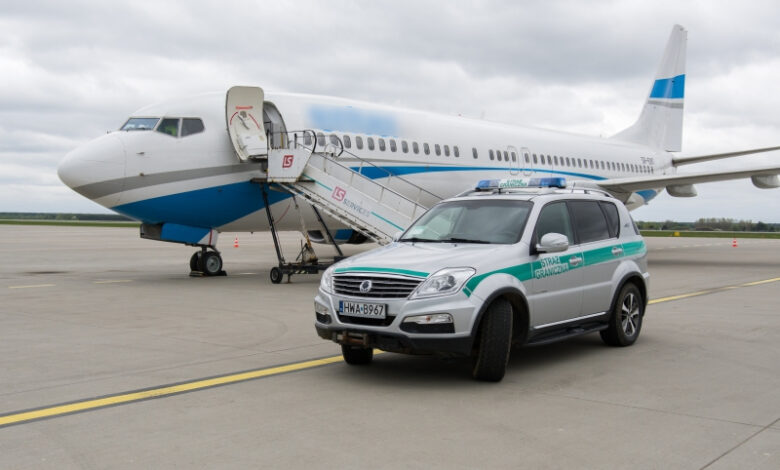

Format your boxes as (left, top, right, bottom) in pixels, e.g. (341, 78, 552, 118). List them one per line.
(612, 24, 687, 152)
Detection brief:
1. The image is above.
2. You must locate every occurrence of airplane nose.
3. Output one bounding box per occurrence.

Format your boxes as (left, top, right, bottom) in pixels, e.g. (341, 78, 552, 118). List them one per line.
(58, 134, 126, 205)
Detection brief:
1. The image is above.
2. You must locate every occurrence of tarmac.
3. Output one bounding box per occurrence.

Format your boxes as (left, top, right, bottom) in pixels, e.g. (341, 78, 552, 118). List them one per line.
(0, 225, 778, 469)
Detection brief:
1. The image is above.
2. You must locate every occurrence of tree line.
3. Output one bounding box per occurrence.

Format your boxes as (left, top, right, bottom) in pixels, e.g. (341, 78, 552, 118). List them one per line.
(637, 218, 778, 232)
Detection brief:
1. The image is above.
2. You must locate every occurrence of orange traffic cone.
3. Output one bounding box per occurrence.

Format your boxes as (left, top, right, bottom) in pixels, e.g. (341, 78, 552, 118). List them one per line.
(732, 238, 737, 248)
(233, 236, 239, 248)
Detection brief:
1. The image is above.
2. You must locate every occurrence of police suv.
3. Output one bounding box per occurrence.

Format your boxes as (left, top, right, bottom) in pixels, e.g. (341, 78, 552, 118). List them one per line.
(314, 178, 649, 381)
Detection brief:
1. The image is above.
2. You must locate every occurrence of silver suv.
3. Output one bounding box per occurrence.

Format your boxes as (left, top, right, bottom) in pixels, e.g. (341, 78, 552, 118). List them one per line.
(314, 178, 649, 381)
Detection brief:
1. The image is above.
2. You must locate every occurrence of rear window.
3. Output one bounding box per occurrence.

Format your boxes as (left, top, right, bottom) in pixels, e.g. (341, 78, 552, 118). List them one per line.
(600, 202, 620, 238)
(569, 201, 610, 243)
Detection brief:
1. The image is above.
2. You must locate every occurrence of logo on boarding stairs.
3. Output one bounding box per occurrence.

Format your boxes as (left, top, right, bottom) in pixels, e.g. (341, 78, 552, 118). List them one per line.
(332, 187, 346, 202)
(282, 154, 294, 168)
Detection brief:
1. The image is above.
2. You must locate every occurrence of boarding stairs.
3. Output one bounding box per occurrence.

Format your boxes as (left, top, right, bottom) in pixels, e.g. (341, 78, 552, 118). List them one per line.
(262, 142, 439, 244)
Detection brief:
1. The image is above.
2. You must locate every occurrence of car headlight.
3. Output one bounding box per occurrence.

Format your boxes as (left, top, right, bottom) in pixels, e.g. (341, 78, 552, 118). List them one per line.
(410, 267, 475, 299)
(320, 267, 334, 293)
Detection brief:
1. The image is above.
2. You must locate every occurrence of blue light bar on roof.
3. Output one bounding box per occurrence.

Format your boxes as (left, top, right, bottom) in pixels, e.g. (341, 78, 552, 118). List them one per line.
(475, 177, 567, 190)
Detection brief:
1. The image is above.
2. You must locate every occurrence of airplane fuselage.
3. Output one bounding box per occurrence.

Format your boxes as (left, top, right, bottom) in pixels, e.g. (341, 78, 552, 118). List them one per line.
(58, 91, 671, 237)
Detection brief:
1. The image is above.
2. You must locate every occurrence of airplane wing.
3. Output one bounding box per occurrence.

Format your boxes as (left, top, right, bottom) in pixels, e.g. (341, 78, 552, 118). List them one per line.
(672, 145, 780, 166)
(592, 164, 780, 195)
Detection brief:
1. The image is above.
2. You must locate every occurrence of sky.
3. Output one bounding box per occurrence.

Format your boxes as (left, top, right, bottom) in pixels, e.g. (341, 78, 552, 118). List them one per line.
(1, 0, 779, 222)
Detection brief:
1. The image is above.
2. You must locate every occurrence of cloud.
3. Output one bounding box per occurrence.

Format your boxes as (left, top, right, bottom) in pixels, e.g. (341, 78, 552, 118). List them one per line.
(0, 0, 778, 221)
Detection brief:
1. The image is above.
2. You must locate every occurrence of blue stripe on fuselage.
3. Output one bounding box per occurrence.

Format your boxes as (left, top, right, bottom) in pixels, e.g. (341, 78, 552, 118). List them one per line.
(649, 74, 685, 99)
(113, 181, 291, 227)
(111, 166, 609, 228)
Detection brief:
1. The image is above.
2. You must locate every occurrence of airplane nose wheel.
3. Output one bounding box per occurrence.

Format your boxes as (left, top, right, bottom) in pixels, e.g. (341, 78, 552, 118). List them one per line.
(190, 249, 225, 277)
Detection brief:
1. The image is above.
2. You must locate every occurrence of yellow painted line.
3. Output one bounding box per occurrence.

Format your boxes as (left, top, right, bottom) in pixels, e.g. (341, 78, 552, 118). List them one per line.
(93, 280, 133, 284)
(0, 351, 382, 428)
(8, 284, 55, 289)
(649, 276, 780, 305)
(740, 277, 780, 287)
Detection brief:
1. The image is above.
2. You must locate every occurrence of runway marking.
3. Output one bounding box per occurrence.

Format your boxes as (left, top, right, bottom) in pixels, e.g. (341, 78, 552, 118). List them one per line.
(7, 284, 55, 289)
(649, 276, 780, 305)
(2, 276, 779, 429)
(0, 352, 381, 429)
(93, 280, 133, 284)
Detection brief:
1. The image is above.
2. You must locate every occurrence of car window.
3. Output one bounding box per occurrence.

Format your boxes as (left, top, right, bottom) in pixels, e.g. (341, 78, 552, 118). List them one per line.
(600, 202, 620, 238)
(569, 200, 610, 243)
(534, 202, 574, 245)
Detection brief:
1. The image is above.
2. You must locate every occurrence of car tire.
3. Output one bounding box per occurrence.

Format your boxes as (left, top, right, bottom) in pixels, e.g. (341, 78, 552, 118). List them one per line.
(600, 283, 643, 347)
(472, 298, 513, 382)
(341, 345, 373, 365)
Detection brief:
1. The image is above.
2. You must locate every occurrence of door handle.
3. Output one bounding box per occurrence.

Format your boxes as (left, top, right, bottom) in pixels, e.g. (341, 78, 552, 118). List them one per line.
(611, 246, 623, 256)
(569, 256, 583, 266)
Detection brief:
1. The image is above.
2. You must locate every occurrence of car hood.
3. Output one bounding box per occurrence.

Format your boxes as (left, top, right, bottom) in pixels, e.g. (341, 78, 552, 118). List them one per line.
(332, 242, 521, 278)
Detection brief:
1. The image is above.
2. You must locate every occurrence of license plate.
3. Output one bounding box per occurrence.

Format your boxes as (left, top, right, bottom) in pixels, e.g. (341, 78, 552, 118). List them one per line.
(338, 301, 386, 319)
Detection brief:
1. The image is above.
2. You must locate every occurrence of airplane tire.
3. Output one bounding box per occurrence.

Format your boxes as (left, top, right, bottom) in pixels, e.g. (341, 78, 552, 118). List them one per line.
(189, 252, 201, 271)
(270, 267, 283, 284)
(201, 251, 223, 276)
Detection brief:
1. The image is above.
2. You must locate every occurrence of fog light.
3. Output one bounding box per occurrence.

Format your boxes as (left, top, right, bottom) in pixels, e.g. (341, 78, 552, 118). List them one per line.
(403, 313, 453, 325)
(315, 302, 331, 324)
(400, 313, 454, 333)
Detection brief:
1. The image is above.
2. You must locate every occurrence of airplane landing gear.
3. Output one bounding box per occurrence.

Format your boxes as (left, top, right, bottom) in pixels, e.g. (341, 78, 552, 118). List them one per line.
(189, 247, 225, 277)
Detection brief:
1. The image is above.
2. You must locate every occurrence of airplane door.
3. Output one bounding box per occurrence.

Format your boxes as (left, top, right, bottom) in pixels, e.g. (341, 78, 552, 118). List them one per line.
(226, 86, 268, 162)
(520, 146, 533, 176)
(508, 145, 520, 175)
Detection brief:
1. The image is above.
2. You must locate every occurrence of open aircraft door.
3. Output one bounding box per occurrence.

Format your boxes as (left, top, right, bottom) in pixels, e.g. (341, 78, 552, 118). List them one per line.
(226, 86, 268, 162)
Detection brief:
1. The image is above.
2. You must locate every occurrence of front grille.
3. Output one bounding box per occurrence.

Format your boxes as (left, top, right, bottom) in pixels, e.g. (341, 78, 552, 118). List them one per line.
(333, 273, 424, 299)
(336, 314, 396, 327)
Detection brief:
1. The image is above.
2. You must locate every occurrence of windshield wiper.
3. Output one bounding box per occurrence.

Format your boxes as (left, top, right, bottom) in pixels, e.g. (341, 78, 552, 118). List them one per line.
(399, 236, 437, 243)
(438, 237, 491, 244)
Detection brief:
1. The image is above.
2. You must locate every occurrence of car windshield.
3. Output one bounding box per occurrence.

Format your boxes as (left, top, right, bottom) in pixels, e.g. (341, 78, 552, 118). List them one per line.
(400, 199, 533, 244)
(120, 117, 159, 131)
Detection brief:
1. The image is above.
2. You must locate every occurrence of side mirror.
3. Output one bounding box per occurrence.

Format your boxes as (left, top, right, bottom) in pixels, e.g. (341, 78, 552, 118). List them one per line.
(536, 232, 569, 253)
(393, 231, 403, 242)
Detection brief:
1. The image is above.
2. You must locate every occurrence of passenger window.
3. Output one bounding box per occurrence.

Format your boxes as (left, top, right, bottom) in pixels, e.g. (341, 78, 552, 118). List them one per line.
(533, 154, 538, 164)
(454, 146, 460, 157)
(569, 201, 610, 244)
(317, 132, 325, 146)
(503, 151, 508, 161)
(329, 134, 340, 146)
(402, 140, 408, 153)
(304, 132, 313, 146)
(156, 118, 180, 137)
(554, 156, 559, 165)
(423, 143, 430, 155)
(355, 136, 364, 150)
(524, 153, 530, 163)
(600, 202, 620, 238)
(472, 147, 478, 159)
(378, 138, 386, 151)
(181, 118, 204, 137)
(565, 157, 571, 166)
(489, 150, 495, 160)
(367, 137, 375, 150)
(435, 144, 441, 156)
(535, 202, 574, 245)
(390, 139, 397, 152)
(343, 135, 351, 149)
(444, 145, 450, 156)
(413, 142, 419, 154)
(511, 152, 517, 162)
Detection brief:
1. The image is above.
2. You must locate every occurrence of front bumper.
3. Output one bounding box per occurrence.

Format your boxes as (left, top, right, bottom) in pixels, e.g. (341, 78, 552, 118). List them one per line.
(314, 290, 479, 357)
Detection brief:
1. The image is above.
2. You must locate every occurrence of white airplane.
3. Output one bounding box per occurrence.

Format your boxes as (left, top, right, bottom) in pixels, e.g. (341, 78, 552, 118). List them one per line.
(58, 24, 779, 278)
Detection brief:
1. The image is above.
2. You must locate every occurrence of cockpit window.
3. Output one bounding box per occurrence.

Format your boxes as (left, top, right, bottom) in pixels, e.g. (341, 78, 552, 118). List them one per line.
(156, 118, 180, 137)
(121, 118, 159, 131)
(181, 118, 205, 137)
